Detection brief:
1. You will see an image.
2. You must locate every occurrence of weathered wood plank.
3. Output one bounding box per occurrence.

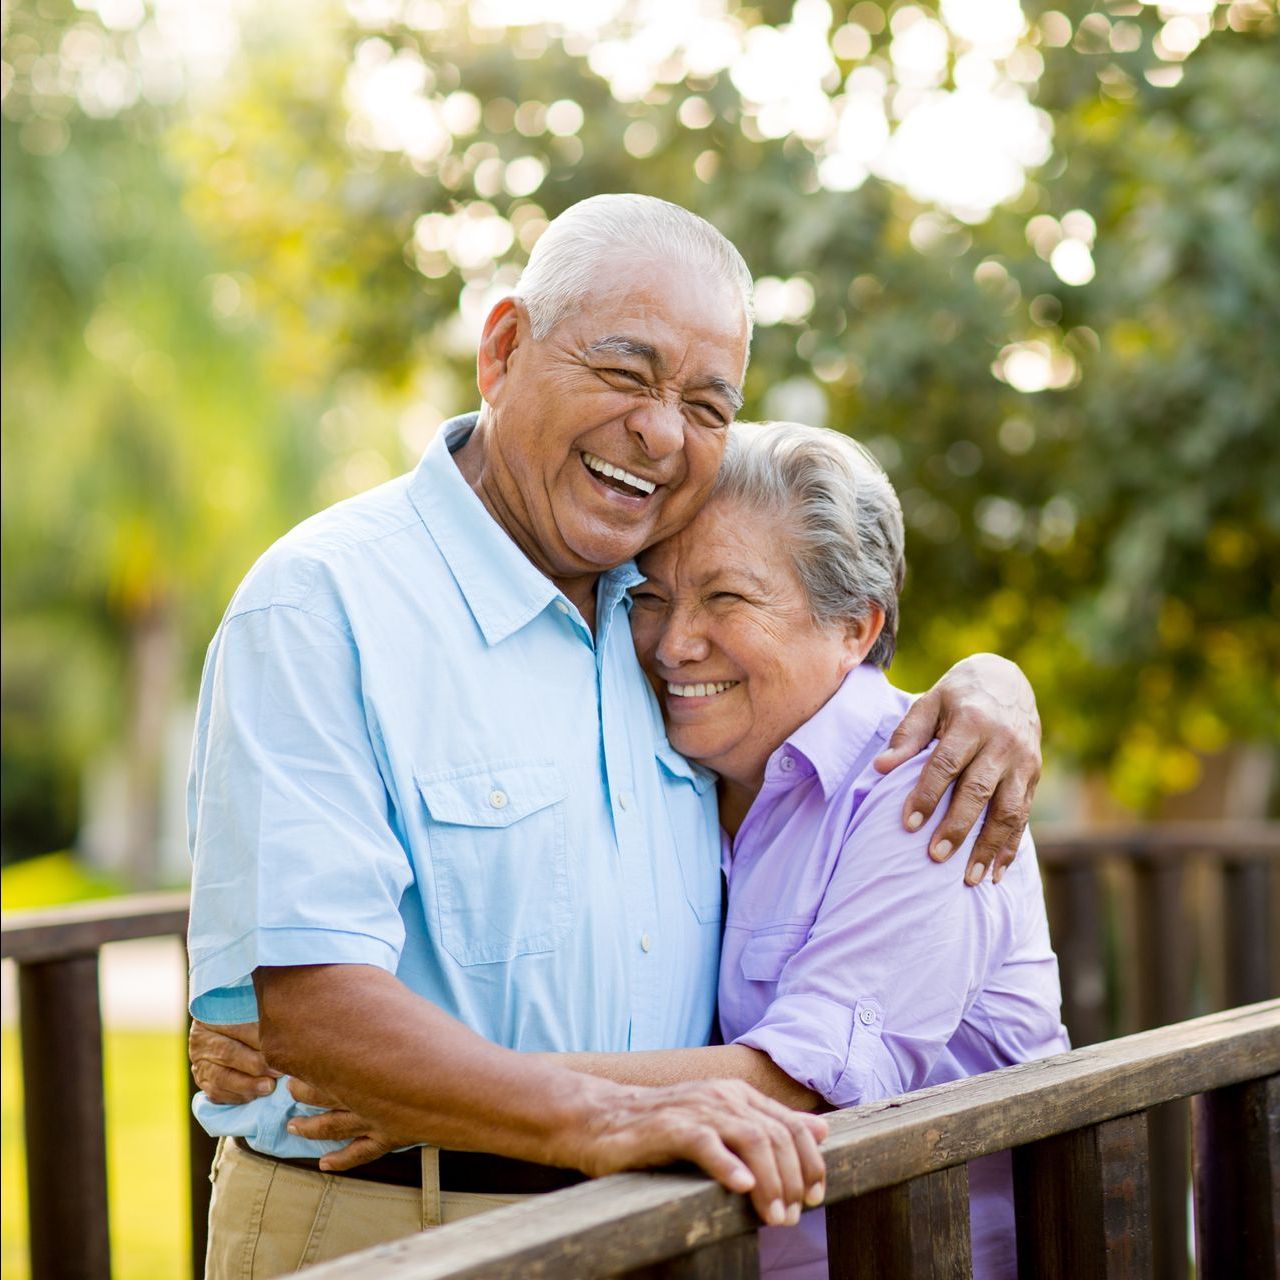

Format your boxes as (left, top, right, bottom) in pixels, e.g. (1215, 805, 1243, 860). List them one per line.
(18, 955, 112, 1280)
(619, 1231, 759, 1278)
(1, 891, 190, 962)
(1013, 1112, 1152, 1279)
(1192, 1074, 1280, 1280)
(292, 1003, 1278, 1280)
(827, 1166, 971, 1280)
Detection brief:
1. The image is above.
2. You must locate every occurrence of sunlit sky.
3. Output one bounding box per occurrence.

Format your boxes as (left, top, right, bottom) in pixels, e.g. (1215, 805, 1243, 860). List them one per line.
(42, 0, 1263, 394)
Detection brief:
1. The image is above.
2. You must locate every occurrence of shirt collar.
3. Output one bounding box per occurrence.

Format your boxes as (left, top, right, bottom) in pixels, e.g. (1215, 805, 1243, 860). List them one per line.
(779, 664, 898, 799)
(408, 412, 640, 646)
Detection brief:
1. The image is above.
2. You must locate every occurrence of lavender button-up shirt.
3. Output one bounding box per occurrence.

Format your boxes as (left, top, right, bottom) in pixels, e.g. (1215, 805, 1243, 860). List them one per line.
(720, 664, 1069, 1280)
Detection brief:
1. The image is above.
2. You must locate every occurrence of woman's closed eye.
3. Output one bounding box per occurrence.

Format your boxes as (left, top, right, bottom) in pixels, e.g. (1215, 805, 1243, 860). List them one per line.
(630, 589, 667, 608)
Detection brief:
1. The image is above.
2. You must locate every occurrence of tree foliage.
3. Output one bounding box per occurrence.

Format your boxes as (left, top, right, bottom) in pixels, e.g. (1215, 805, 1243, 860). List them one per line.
(3, 0, 1277, 861)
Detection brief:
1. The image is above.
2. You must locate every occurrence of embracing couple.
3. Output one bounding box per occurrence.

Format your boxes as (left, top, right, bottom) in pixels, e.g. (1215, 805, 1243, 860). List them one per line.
(187, 195, 1068, 1280)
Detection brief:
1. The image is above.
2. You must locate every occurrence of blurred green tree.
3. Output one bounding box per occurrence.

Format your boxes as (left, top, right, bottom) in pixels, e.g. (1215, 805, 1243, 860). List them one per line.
(3, 0, 1277, 874)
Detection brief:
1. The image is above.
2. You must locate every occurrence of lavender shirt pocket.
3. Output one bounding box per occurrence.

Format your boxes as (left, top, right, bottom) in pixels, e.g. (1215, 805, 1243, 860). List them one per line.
(738, 929, 806, 984)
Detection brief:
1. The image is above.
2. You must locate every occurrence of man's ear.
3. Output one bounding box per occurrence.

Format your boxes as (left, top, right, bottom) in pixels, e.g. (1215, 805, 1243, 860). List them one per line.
(476, 296, 526, 404)
(839, 606, 886, 673)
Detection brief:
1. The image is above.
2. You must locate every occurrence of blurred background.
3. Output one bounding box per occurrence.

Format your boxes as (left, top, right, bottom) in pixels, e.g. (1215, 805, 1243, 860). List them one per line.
(1, 0, 1278, 1274)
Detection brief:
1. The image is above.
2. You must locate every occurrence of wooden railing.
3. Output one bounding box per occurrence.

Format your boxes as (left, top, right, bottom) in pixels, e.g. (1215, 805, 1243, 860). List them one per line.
(292, 1001, 1280, 1279)
(0, 891, 217, 1280)
(1, 824, 1276, 1280)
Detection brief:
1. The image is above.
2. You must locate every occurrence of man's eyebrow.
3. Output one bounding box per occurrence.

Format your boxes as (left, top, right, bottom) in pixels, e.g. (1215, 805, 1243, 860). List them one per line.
(585, 336, 744, 411)
(584, 336, 660, 364)
(696, 376, 745, 413)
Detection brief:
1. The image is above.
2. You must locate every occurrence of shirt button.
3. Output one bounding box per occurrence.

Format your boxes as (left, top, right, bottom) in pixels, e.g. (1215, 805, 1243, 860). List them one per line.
(488, 789, 508, 809)
(779, 755, 795, 772)
(618, 792, 632, 811)
(555, 600, 571, 615)
(640, 933, 652, 953)
(859, 1008, 877, 1026)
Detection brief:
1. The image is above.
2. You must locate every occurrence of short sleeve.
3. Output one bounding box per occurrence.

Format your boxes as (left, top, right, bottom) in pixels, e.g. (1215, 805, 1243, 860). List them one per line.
(187, 604, 412, 1023)
(734, 764, 1017, 1107)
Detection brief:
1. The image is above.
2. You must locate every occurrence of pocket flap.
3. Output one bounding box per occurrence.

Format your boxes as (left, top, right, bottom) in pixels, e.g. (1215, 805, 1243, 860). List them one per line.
(739, 931, 804, 983)
(416, 760, 566, 829)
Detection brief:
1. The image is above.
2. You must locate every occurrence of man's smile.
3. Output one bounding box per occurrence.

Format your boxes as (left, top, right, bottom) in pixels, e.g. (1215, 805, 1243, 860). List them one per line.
(581, 450, 659, 498)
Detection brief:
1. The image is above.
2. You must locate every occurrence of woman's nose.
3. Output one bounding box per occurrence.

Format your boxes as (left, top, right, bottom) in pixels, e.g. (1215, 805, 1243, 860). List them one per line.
(655, 611, 710, 666)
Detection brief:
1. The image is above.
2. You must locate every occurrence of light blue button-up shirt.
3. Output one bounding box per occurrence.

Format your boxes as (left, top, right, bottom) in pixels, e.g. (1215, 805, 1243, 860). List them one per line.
(187, 413, 722, 1155)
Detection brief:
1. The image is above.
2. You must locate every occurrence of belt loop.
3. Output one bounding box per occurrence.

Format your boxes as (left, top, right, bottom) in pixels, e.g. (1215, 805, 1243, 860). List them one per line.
(420, 1146, 442, 1228)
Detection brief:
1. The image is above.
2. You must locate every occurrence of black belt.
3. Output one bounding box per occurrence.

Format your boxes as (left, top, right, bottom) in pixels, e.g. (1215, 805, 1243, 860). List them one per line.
(233, 1137, 587, 1194)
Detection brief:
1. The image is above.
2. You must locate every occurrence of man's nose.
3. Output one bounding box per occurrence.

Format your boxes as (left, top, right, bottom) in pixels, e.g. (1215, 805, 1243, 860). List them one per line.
(655, 610, 709, 667)
(626, 398, 685, 460)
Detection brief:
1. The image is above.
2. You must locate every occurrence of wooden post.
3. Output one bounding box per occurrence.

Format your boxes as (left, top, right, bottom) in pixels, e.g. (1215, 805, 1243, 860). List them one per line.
(1013, 1112, 1152, 1279)
(1192, 1074, 1279, 1280)
(1044, 861, 1107, 1047)
(18, 954, 112, 1280)
(621, 1233, 759, 1278)
(1223, 859, 1274, 1007)
(827, 1166, 972, 1280)
(1131, 857, 1190, 1280)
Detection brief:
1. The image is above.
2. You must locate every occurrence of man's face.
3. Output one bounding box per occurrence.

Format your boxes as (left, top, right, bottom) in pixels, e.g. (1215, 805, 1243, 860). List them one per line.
(478, 259, 749, 582)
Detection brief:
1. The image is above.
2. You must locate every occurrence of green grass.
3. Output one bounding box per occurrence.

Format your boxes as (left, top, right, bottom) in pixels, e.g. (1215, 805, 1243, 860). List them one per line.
(2, 1028, 191, 1280)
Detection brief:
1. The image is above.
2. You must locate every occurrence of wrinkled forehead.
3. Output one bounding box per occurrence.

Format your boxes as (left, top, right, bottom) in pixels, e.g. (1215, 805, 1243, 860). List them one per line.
(569, 258, 750, 377)
(637, 494, 768, 581)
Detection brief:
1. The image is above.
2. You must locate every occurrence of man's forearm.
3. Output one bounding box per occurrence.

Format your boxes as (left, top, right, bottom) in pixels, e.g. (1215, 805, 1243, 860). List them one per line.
(549, 1044, 821, 1112)
(254, 963, 613, 1167)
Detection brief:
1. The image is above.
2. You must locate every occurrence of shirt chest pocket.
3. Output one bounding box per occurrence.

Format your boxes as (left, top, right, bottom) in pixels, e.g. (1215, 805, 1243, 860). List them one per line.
(416, 760, 571, 967)
(739, 929, 806, 984)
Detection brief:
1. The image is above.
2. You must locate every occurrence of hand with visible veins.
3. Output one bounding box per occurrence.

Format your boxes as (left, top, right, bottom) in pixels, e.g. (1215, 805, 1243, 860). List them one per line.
(189, 1013, 828, 1228)
(190, 1019, 279, 1102)
(874, 653, 1041, 885)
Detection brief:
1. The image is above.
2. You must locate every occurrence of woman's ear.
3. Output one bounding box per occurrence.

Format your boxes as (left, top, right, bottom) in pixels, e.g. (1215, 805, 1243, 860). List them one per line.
(476, 296, 526, 404)
(839, 606, 886, 672)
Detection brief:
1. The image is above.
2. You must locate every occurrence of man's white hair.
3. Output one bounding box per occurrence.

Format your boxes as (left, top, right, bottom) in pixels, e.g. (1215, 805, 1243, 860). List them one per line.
(712, 420, 907, 669)
(515, 194, 755, 343)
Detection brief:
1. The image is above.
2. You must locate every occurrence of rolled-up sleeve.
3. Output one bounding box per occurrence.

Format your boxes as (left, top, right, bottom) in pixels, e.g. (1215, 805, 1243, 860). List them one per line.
(734, 771, 1010, 1108)
(187, 603, 412, 1023)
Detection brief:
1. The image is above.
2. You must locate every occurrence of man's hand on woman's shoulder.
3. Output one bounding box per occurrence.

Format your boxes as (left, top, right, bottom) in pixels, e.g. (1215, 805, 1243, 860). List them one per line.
(874, 653, 1041, 886)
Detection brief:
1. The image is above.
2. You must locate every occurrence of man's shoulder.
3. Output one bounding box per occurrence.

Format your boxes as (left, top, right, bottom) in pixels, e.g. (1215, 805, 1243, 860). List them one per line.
(226, 474, 425, 620)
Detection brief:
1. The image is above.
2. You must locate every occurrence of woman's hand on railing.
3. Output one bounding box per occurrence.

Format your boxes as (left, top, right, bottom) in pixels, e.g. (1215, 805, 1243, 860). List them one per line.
(190, 1020, 279, 1103)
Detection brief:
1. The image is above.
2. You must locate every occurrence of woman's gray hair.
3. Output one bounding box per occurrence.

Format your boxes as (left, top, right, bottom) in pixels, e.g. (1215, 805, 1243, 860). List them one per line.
(515, 194, 754, 343)
(712, 421, 906, 668)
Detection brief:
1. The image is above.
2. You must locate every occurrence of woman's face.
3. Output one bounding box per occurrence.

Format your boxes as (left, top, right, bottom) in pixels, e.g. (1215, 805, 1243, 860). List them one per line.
(632, 497, 882, 790)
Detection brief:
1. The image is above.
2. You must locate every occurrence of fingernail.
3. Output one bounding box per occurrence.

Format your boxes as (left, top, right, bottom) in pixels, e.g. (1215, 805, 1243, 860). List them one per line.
(932, 839, 952, 861)
(730, 1170, 754, 1193)
(256, 1080, 274, 1095)
(786, 1204, 801, 1226)
(805, 1182, 825, 1207)
(268, 1069, 284, 1078)
(768, 1199, 787, 1226)
(906, 811, 924, 831)
(966, 864, 984, 885)
(286, 1120, 299, 1134)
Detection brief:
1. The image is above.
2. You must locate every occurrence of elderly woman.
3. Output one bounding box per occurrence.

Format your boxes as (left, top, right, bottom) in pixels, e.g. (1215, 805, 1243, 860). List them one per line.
(195, 421, 1066, 1277)
(578, 420, 1071, 1277)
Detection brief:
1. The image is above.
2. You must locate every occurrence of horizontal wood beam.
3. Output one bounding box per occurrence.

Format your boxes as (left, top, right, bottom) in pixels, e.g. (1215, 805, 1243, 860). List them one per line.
(1, 891, 190, 962)
(1035, 821, 1279, 862)
(293, 1002, 1280, 1280)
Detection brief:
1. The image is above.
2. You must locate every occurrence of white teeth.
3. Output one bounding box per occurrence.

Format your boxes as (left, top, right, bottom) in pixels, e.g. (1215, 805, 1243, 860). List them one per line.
(667, 681, 739, 698)
(583, 452, 657, 495)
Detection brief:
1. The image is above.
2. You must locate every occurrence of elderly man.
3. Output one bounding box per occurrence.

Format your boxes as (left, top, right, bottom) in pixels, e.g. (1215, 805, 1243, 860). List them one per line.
(188, 195, 1041, 1277)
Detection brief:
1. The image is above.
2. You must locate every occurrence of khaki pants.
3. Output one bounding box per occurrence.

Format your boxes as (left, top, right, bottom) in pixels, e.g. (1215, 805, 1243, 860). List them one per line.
(205, 1138, 524, 1279)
